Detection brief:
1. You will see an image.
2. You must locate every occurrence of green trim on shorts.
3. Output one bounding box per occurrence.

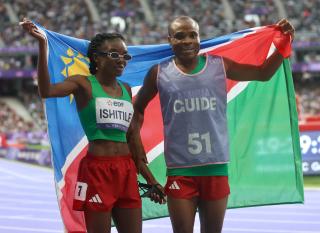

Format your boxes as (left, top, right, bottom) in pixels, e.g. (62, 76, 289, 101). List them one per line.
(166, 163, 228, 176)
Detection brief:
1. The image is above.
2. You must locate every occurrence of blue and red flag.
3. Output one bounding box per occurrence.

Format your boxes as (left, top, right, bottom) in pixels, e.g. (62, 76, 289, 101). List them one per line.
(38, 25, 303, 232)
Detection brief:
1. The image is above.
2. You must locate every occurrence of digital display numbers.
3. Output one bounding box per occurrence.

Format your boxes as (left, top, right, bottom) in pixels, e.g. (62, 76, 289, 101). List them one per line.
(300, 131, 320, 175)
(300, 133, 320, 155)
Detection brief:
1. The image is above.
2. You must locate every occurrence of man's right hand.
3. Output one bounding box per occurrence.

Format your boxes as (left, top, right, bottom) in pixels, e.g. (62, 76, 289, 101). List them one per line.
(150, 183, 167, 204)
(139, 182, 167, 204)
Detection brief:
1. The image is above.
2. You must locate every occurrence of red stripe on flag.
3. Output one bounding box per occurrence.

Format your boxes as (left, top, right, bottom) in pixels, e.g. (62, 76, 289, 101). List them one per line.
(209, 26, 291, 93)
(60, 145, 87, 233)
(140, 94, 164, 152)
(226, 79, 239, 93)
(208, 26, 290, 65)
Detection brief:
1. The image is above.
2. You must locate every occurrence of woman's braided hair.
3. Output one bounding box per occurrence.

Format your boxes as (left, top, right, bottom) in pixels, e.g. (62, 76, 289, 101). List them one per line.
(87, 33, 125, 75)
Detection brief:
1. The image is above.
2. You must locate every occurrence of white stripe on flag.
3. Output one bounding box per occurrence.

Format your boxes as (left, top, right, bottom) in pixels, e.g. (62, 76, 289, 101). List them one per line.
(227, 42, 276, 103)
(227, 82, 250, 103)
(147, 141, 164, 163)
(131, 86, 141, 97)
(57, 136, 88, 199)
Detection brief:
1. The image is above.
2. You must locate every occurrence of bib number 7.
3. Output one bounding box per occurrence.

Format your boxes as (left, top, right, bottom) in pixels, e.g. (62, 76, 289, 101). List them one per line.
(188, 132, 212, 155)
(74, 182, 88, 201)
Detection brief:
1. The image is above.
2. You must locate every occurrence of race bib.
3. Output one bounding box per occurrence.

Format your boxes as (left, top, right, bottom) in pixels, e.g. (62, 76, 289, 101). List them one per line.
(96, 97, 133, 132)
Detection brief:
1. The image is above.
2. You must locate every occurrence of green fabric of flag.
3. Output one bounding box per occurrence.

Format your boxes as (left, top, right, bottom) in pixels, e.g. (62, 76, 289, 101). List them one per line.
(139, 59, 303, 219)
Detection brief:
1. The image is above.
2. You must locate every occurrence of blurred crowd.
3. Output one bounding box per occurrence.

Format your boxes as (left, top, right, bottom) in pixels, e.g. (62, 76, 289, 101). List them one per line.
(1, 0, 320, 64)
(0, 101, 33, 134)
(18, 92, 47, 130)
(0, 0, 319, 138)
(295, 77, 320, 120)
(284, 0, 320, 42)
(1, 0, 319, 47)
(0, 92, 47, 145)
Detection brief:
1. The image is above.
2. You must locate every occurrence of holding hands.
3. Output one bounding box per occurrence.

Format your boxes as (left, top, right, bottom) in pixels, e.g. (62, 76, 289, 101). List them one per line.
(139, 182, 167, 204)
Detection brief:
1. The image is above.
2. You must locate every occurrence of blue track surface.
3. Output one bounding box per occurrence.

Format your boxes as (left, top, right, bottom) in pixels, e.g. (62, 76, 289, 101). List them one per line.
(0, 158, 319, 233)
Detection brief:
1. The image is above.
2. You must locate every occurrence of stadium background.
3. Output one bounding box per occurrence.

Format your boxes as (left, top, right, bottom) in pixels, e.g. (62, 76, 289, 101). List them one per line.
(1, 0, 319, 176)
(0, 0, 319, 232)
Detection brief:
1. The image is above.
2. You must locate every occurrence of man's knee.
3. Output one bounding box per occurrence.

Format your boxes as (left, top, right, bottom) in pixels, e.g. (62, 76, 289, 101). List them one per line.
(170, 214, 195, 233)
(172, 224, 194, 233)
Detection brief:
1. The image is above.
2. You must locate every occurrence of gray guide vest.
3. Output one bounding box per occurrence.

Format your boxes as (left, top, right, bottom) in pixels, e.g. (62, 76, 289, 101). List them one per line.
(157, 55, 230, 168)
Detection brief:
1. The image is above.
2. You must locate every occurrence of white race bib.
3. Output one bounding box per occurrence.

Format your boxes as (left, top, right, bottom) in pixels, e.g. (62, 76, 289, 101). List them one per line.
(95, 97, 133, 132)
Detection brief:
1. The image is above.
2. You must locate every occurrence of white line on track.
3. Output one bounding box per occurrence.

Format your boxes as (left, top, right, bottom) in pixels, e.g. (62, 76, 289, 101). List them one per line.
(0, 181, 54, 192)
(257, 205, 320, 210)
(0, 190, 56, 198)
(222, 228, 319, 233)
(0, 176, 14, 181)
(0, 206, 59, 213)
(224, 217, 320, 225)
(0, 167, 50, 183)
(140, 224, 320, 233)
(0, 226, 61, 232)
(142, 224, 319, 233)
(303, 201, 320, 204)
(0, 215, 61, 222)
(0, 198, 58, 205)
(227, 209, 320, 217)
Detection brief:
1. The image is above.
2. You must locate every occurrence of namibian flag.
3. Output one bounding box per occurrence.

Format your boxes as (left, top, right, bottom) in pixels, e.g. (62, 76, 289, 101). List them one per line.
(37, 24, 303, 232)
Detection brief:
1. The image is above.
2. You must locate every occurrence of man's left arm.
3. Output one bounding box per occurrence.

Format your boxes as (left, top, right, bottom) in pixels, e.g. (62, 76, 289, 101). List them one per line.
(224, 19, 294, 82)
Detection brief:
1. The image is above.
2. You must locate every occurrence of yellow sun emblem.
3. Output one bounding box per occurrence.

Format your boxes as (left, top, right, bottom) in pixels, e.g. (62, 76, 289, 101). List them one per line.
(60, 48, 90, 103)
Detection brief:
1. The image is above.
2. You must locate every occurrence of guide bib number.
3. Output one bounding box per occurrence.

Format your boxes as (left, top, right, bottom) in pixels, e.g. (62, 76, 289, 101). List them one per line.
(188, 132, 212, 155)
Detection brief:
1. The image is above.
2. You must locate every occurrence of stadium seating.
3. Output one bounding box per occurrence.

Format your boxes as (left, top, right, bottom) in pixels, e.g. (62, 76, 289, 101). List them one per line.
(0, 0, 319, 142)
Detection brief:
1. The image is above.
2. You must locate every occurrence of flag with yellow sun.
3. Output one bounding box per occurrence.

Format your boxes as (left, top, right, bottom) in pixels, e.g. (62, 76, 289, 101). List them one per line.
(61, 48, 90, 77)
(38, 25, 303, 233)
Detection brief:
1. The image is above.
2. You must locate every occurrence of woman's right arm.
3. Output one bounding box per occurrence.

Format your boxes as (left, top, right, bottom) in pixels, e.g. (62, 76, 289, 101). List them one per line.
(21, 18, 80, 98)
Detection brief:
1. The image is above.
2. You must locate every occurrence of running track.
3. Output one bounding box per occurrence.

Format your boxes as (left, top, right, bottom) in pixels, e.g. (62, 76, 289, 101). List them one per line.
(0, 158, 319, 233)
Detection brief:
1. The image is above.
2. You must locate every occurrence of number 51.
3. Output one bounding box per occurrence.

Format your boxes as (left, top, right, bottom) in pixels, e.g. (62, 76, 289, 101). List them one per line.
(188, 132, 212, 155)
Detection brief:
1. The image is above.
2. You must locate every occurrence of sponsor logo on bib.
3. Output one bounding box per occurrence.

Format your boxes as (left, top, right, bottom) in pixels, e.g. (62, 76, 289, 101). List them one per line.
(96, 98, 133, 131)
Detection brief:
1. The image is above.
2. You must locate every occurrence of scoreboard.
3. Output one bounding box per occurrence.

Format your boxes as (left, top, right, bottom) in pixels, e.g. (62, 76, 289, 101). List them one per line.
(300, 130, 320, 175)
